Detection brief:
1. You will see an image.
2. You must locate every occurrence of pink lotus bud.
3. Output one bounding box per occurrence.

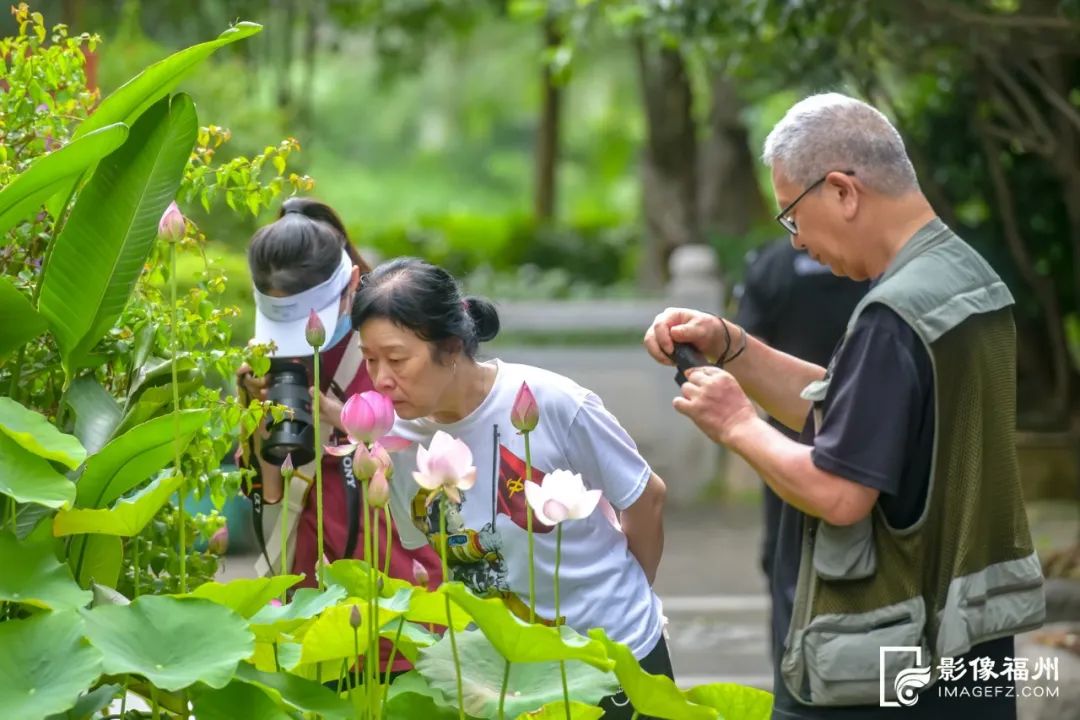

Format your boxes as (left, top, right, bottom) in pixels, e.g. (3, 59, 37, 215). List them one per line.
(349, 604, 362, 630)
(368, 468, 390, 508)
(353, 442, 391, 480)
(305, 309, 326, 349)
(412, 559, 430, 587)
(207, 526, 229, 555)
(268, 599, 283, 607)
(158, 201, 185, 242)
(340, 391, 395, 445)
(281, 453, 295, 481)
(511, 382, 539, 433)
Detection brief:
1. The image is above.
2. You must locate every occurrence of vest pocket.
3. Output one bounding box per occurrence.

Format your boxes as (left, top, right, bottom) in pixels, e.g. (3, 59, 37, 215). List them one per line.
(802, 596, 928, 706)
(812, 516, 876, 581)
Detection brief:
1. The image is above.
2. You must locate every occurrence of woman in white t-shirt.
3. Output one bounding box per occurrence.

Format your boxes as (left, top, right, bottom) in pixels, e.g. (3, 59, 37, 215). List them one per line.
(351, 257, 671, 718)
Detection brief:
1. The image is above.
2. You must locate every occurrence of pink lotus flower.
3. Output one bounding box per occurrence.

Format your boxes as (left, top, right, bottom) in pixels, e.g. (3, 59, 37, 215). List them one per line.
(412, 430, 477, 506)
(511, 382, 539, 433)
(324, 392, 396, 457)
(305, 309, 326, 349)
(368, 468, 390, 508)
(412, 559, 430, 587)
(524, 469, 602, 526)
(158, 201, 185, 242)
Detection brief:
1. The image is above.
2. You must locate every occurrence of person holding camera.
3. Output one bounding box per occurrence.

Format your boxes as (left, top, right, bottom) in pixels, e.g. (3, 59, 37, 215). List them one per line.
(353, 257, 670, 719)
(644, 94, 1043, 718)
(236, 198, 443, 601)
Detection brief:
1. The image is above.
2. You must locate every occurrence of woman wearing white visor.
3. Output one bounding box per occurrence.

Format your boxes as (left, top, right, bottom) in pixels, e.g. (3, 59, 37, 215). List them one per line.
(235, 199, 442, 671)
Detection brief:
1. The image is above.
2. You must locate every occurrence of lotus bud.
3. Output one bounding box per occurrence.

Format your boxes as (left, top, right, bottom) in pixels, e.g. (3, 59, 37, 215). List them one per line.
(510, 382, 539, 433)
(305, 309, 325, 349)
(158, 201, 185, 242)
(349, 604, 361, 630)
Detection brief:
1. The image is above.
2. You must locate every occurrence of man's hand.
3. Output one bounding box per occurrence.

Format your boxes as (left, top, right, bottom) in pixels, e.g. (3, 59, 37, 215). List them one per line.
(236, 362, 268, 402)
(673, 365, 758, 446)
(643, 307, 730, 366)
(311, 386, 346, 435)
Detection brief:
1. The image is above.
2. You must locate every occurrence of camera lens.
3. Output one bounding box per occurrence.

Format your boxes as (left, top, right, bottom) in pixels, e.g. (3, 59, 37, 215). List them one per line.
(261, 360, 316, 467)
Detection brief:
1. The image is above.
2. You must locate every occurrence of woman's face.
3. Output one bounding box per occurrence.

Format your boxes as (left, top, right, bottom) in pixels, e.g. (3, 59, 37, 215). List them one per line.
(359, 317, 456, 420)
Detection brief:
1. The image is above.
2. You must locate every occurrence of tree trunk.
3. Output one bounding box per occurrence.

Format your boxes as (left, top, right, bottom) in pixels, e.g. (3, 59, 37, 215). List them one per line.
(698, 72, 768, 271)
(635, 38, 698, 291)
(275, 0, 296, 112)
(534, 17, 562, 223)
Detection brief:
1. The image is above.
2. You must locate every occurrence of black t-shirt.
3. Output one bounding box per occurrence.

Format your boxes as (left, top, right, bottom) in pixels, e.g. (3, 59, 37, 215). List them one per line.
(770, 303, 1016, 719)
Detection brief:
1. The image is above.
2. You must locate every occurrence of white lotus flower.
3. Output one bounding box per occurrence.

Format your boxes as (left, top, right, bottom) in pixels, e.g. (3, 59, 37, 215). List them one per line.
(524, 469, 602, 526)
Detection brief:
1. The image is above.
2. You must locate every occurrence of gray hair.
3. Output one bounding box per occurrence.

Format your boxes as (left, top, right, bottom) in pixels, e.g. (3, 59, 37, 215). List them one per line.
(762, 93, 919, 196)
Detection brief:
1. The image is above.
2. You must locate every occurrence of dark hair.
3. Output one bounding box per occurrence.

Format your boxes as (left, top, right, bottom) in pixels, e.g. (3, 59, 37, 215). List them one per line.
(351, 257, 500, 362)
(247, 197, 371, 295)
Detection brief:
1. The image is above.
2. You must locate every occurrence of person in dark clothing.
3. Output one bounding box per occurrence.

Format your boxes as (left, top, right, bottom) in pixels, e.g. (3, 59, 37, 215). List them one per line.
(733, 239, 868, 662)
(645, 93, 1043, 719)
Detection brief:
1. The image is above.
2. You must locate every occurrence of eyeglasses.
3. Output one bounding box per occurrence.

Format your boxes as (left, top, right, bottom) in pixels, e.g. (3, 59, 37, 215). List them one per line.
(775, 170, 855, 235)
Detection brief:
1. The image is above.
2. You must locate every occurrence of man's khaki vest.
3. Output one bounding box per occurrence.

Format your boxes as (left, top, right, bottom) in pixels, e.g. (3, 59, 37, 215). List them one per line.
(780, 218, 1046, 707)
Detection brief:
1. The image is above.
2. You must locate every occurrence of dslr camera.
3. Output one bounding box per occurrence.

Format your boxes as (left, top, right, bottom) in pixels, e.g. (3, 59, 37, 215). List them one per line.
(260, 357, 316, 467)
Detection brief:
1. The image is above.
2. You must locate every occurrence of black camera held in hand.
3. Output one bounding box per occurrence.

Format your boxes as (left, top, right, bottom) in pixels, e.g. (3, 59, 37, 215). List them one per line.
(261, 357, 316, 467)
(671, 342, 708, 386)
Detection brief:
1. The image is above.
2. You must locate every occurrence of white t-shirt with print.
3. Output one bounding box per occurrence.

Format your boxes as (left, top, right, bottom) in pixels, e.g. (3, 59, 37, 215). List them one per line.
(387, 359, 665, 659)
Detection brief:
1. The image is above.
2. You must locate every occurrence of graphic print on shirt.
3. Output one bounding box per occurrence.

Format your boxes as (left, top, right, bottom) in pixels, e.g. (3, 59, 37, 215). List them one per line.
(408, 444, 555, 623)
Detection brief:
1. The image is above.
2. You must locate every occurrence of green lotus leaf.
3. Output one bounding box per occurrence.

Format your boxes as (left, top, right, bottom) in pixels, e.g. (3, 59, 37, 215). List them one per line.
(248, 585, 346, 641)
(443, 583, 612, 670)
(81, 595, 254, 691)
(0, 611, 103, 720)
(183, 575, 304, 618)
(192, 680, 290, 720)
(0, 530, 90, 610)
(385, 670, 460, 720)
(417, 629, 618, 719)
(299, 598, 406, 665)
(514, 701, 605, 719)
(685, 683, 774, 720)
(588, 629, 717, 720)
(234, 661, 354, 719)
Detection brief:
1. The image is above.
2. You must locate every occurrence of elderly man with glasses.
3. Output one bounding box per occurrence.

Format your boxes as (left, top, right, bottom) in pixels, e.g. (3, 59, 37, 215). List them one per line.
(645, 93, 1044, 719)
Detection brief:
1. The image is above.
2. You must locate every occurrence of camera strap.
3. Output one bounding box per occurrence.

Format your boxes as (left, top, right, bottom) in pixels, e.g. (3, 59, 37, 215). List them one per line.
(332, 333, 365, 560)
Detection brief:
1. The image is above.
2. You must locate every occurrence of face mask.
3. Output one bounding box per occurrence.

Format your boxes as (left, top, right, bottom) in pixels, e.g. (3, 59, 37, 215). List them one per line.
(326, 311, 352, 348)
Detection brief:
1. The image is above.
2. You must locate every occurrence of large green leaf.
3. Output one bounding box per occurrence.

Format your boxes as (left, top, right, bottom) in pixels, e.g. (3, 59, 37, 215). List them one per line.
(0, 123, 128, 239)
(114, 357, 205, 437)
(443, 583, 613, 670)
(0, 396, 86, 469)
(379, 619, 440, 663)
(0, 611, 103, 720)
(65, 377, 122, 455)
(54, 472, 183, 537)
(74, 23, 262, 140)
(385, 671, 461, 720)
(0, 432, 76, 509)
(0, 530, 91, 610)
(0, 277, 48, 359)
(74, 409, 209, 509)
(45, 684, 122, 720)
(247, 585, 346, 642)
(69, 533, 123, 589)
(515, 701, 605, 719)
(234, 662, 355, 719)
(184, 575, 305, 618)
(684, 683, 774, 720)
(587, 630, 717, 720)
(38, 94, 197, 372)
(192, 680, 291, 720)
(298, 599, 407, 665)
(81, 595, 254, 691)
(417, 629, 618, 719)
